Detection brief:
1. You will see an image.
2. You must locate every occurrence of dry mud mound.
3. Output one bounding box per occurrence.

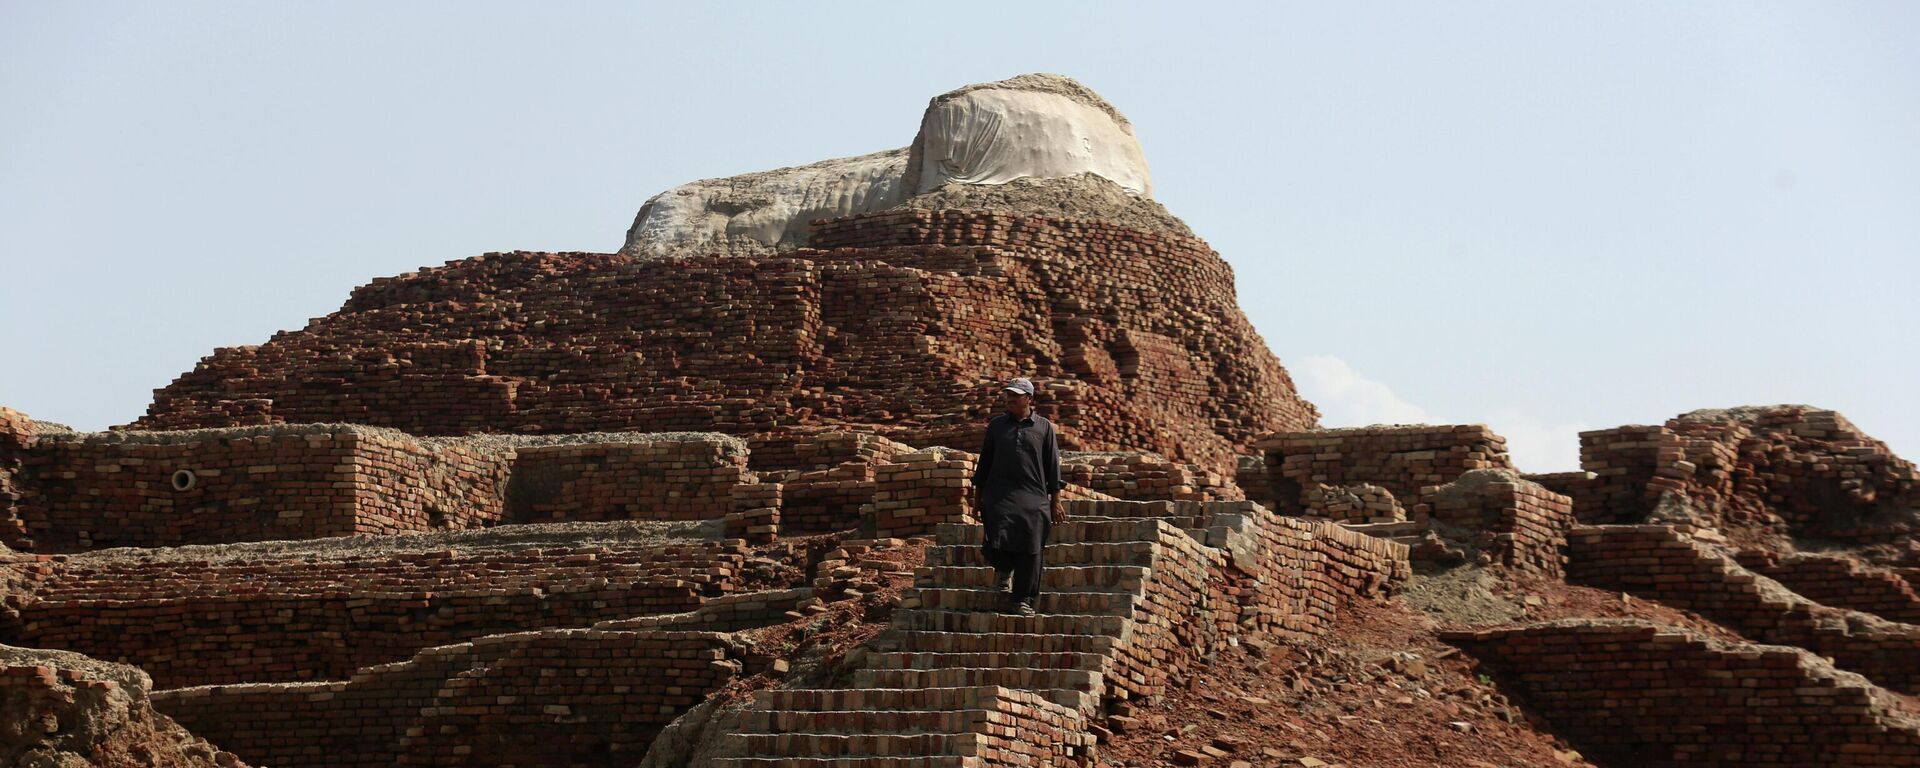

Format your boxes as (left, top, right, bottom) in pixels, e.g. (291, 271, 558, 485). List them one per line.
(0, 645, 243, 768)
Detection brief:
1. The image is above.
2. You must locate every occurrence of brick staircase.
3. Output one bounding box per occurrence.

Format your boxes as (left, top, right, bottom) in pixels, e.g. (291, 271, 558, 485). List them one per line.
(716, 516, 1179, 767)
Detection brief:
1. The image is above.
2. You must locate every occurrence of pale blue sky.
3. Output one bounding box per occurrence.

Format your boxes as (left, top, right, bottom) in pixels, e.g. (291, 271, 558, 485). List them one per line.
(3, 2, 1915, 471)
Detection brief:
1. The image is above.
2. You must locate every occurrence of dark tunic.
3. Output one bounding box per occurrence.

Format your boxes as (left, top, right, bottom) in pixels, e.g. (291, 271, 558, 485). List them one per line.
(972, 412, 1065, 554)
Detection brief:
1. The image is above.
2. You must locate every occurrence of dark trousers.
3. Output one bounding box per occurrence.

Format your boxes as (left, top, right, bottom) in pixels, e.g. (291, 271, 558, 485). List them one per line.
(983, 546, 1044, 601)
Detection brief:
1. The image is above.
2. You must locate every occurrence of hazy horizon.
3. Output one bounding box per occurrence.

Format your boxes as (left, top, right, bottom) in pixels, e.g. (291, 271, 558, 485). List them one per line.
(3, 2, 1915, 472)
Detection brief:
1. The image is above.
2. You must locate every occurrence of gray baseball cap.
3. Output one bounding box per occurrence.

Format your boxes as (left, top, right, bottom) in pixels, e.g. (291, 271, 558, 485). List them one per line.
(1002, 378, 1035, 396)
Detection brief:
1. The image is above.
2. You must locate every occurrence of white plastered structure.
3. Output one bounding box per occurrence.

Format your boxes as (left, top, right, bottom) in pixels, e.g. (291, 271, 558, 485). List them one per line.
(620, 74, 1153, 258)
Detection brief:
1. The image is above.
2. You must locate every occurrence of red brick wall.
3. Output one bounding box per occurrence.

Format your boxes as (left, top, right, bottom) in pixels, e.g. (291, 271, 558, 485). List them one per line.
(14, 426, 510, 552)
(1414, 470, 1575, 577)
(873, 448, 977, 539)
(1567, 524, 1920, 692)
(1445, 620, 1920, 767)
(12, 541, 748, 688)
(153, 629, 742, 768)
(10, 429, 753, 552)
(502, 437, 748, 523)
(746, 430, 914, 473)
(1735, 550, 1920, 625)
(1255, 425, 1511, 514)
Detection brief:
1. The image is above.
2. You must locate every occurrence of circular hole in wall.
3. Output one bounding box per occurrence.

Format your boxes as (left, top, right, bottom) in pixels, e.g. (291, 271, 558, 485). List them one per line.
(171, 469, 198, 492)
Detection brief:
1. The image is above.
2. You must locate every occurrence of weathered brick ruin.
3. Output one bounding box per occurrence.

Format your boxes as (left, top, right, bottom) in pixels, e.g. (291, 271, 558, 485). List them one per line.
(8, 74, 1917, 768)
(1565, 524, 1920, 693)
(1574, 405, 1920, 539)
(156, 629, 744, 768)
(6, 538, 750, 687)
(8, 426, 749, 552)
(130, 210, 1315, 476)
(1444, 620, 1920, 767)
(0, 646, 244, 767)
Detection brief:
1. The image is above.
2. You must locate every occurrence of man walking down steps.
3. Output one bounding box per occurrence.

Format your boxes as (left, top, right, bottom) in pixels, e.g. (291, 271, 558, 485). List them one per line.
(970, 377, 1067, 616)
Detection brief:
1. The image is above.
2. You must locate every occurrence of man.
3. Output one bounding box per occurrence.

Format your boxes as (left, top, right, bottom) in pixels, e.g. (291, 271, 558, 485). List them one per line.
(970, 377, 1067, 616)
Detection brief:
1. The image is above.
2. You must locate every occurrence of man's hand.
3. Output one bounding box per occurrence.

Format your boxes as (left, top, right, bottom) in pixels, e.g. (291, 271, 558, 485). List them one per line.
(1050, 498, 1067, 525)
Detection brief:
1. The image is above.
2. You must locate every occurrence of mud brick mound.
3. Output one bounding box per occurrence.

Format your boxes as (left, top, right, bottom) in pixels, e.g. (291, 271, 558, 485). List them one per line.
(1444, 620, 1920, 767)
(1574, 405, 1920, 541)
(0, 644, 244, 767)
(131, 211, 1315, 475)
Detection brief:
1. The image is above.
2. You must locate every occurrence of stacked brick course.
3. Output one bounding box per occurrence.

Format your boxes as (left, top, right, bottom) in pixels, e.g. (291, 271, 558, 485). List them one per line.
(0, 408, 35, 549)
(1061, 452, 1240, 502)
(15, 426, 508, 551)
(1444, 620, 1920, 767)
(1303, 482, 1405, 523)
(502, 436, 748, 524)
(1567, 524, 1920, 692)
(154, 628, 742, 768)
(718, 498, 1407, 766)
(1575, 426, 1687, 523)
(1735, 550, 1920, 625)
(7, 427, 750, 552)
(1520, 470, 1592, 502)
(1235, 454, 1275, 510)
(745, 430, 914, 473)
(1413, 470, 1576, 577)
(873, 448, 977, 539)
(1254, 425, 1510, 515)
(742, 430, 915, 534)
(724, 482, 781, 543)
(0, 646, 243, 767)
(1575, 406, 1920, 540)
(132, 211, 1318, 475)
(593, 587, 813, 633)
(10, 540, 748, 688)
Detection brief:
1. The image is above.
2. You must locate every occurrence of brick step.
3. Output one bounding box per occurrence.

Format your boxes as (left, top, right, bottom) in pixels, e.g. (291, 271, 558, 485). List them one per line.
(875, 631, 1117, 656)
(718, 756, 982, 768)
(740, 708, 1001, 735)
(759, 687, 1025, 713)
(863, 650, 1109, 672)
(919, 564, 1148, 593)
(716, 758, 980, 768)
(924, 542, 1156, 569)
(853, 668, 1099, 710)
(931, 520, 1170, 547)
(734, 732, 978, 758)
(908, 587, 1138, 615)
(892, 609, 1128, 637)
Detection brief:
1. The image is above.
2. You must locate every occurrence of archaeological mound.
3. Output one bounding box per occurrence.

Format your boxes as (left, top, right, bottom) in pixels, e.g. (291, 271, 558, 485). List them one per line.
(5, 74, 1919, 768)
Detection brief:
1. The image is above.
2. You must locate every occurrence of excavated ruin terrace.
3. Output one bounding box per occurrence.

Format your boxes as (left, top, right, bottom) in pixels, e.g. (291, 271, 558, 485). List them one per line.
(5, 74, 1917, 768)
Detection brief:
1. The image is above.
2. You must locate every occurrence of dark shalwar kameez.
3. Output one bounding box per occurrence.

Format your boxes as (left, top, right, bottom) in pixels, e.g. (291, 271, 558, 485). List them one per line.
(972, 412, 1065, 601)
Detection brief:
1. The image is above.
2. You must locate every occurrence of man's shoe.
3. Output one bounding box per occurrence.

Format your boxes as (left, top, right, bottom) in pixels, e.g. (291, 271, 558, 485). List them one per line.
(1013, 599, 1036, 617)
(994, 570, 1014, 594)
